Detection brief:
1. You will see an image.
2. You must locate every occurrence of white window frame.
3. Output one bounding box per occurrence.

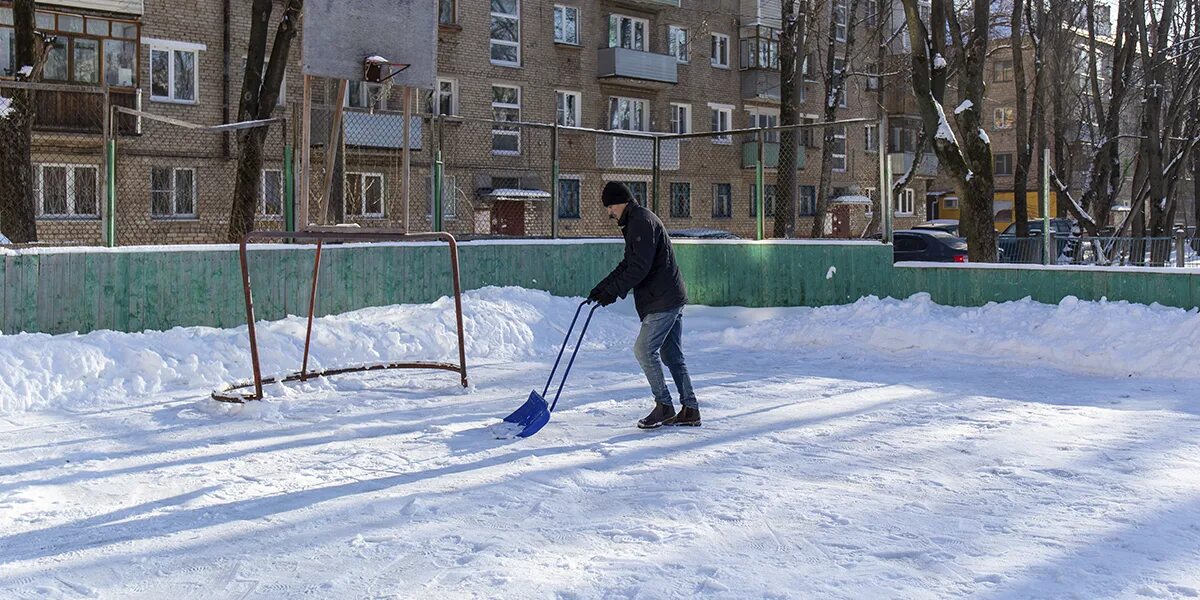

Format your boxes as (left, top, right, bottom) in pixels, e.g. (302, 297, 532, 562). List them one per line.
(429, 173, 458, 220)
(995, 153, 1014, 176)
(832, 125, 847, 172)
(492, 84, 522, 155)
(709, 102, 733, 144)
(491, 0, 521, 67)
(670, 181, 692, 218)
(670, 102, 691, 134)
(895, 187, 915, 215)
(863, 187, 877, 215)
(146, 38, 203, 104)
(431, 77, 458, 116)
(746, 106, 779, 142)
(33, 163, 100, 218)
(556, 89, 581, 127)
(669, 25, 688, 63)
(554, 5, 579, 45)
(864, 124, 878, 152)
(150, 166, 197, 219)
(345, 172, 386, 219)
(994, 107, 1015, 130)
(609, 14, 648, 51)
(711, 33, 730, 68)
(609, 96, 647, 132)
(834, 0, 848, 42)
(260, 168, 283, 217)
(712, 183, 732, 218)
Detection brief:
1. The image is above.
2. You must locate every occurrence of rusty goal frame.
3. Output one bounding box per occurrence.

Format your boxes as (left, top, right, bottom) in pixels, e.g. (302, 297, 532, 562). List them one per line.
(211, 228, 469, 403)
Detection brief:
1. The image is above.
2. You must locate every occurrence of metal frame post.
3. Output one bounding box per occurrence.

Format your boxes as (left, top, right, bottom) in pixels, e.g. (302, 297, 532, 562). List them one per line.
(283, 142, 295, 232)
(433, 114, 444, 232)
(756, 129, 765, 240)
(551, 121, 560, 238)
(651, 135, 661, 213)
(1042, 147, 1051, 265)
(105, 103, 117, 247)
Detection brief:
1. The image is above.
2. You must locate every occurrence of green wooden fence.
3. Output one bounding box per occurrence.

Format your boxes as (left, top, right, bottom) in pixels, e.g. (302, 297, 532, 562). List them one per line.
(2, 241, 1196, 336)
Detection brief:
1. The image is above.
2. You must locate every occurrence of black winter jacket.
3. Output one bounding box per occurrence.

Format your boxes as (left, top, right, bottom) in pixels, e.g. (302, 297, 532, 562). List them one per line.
(594, 203, 688, 319)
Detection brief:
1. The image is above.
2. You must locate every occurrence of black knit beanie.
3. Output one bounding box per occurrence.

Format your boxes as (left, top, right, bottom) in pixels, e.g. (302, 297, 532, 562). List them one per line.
(601, 182, 636, 206)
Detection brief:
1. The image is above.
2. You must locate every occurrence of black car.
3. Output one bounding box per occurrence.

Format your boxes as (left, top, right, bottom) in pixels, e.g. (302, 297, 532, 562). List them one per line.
(893, 229, 969, 263)
(999, 218, 1075, 237)
(912, 220, 962, 237)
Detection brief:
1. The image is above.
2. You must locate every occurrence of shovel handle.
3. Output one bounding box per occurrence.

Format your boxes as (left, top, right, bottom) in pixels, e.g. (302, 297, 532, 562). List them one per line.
(543, 300, 590, 398)
(549, 303, 600, 412)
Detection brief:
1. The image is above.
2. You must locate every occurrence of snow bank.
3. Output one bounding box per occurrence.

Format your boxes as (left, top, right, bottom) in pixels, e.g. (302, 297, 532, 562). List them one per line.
(4, 288, 1200, 415)
(712, 293, 1200, 381)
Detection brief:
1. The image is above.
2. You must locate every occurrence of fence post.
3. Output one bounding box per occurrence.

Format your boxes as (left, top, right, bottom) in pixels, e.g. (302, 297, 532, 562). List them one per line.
(105, 103, 117, 247)
(1042, 148, 1051, 265)
(1176, 226, 1186, 268)
(283, 142, 295, 233)
(878, 114, 887, 244)
(755, 129, 765, 241)
(551, 121, 559, 239)
(433, 113, 444, 232)
(651, 135, 660, 214)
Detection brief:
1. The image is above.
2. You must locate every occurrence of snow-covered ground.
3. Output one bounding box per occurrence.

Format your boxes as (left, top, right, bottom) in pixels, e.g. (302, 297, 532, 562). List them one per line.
(2, 287, 1199, 599)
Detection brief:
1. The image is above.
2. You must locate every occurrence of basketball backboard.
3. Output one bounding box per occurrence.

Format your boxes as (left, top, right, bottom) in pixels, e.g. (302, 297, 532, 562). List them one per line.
(302, 0, 437, 89)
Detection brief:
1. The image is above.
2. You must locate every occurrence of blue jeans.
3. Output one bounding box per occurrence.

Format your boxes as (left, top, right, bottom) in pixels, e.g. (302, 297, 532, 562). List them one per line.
(633, 307, 698, 409)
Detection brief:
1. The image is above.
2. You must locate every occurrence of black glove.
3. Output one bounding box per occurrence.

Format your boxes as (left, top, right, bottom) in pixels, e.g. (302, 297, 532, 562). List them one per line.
(588, 285, 616, 307)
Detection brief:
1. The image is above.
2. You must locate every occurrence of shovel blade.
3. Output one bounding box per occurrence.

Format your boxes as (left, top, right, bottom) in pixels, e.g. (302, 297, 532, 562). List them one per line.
(501, 390, 552, 438)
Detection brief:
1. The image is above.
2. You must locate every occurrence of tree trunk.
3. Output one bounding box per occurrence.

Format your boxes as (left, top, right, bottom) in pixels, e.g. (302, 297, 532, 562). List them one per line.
(228, 0, 301, 243)
(0, 0, 40, 243)
(812, 0, 862, 238)
(776, 0, 809, 238)
(1010, 0, 1030, 237)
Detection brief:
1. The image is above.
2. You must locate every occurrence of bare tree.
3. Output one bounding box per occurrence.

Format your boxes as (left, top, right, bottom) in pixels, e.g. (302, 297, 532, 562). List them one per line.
(811, 0, 864, 237)
(777, 0, 812, 238)
(899, 0, 998, 261)
(227, 0, 302, 243)
(0, 0, 50, 244)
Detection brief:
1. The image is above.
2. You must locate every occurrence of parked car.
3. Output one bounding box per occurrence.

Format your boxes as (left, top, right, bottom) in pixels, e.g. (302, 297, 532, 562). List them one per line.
(893, 229, 969, 263)
(999, 218, 1075, 237)
(668, 228, 741, 240)
(912, 219, 961, 237)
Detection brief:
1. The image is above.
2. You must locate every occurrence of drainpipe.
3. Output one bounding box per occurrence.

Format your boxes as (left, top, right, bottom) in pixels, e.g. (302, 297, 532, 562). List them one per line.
(222, 0, 231, 158)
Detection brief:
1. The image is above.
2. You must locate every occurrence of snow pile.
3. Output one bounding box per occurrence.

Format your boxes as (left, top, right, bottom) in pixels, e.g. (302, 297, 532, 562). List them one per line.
(713, 293, 1200, 380)
(0, 287, 633, 414)
(954, 99, 973, 114)
(5, 288, 1200, 415)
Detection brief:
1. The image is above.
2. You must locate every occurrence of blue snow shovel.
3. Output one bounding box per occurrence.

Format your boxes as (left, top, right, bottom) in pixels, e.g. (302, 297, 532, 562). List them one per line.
(501, 299, 600, 438)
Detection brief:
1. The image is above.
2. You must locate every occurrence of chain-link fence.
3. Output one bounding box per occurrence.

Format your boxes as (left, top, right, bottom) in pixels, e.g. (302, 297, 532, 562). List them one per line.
(0, 80, 111, 246)
(1000, 233, 1200, 267)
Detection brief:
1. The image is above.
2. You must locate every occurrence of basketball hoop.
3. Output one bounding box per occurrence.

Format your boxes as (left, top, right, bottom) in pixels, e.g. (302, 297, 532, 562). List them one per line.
(362, 55, 411, 84)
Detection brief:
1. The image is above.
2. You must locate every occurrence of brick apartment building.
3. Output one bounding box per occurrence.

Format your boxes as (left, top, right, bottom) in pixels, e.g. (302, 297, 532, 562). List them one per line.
(9, 0, 1073, 246)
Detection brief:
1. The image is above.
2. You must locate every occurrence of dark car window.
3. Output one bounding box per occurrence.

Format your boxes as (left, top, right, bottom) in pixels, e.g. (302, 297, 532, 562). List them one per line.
(895, 236, 928, 252)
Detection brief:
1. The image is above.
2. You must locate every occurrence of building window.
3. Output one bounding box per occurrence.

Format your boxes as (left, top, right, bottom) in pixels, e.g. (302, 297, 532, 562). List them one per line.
(711, 33, 730, 68)
(558, 176, 581, 218)
(866, 0, 879, 27)
(834, 0, 848, 42)
(670, 182, 691, 217)
(148, 40, 201, 103)
(713, 183, 732, 218)
(261, 169, 282, 217)
(800, 185, 816, 215)
(944, 196, 959, 209)
(556, 90, 581, 127)
(865, 63, 879, 90)
(492, 84, 521, 154)
(864, 124, 878, 152)
(895, 187, 915, 215)
(608, 14, 647, 51)
(801, 117, 818, 148)
(710, 103, 733, 144)
(554, 5, 579, 45)
(491, 0, 520, 67)
(669, 26, 688, 63)
(34, 164, 98, 218)
(993, 60, 1013, 82)
(345, 172, 385, 218)
(7, 11, 138, 86)
(670, 103, 691, 134)
(150, 167, 196, 218)
(831, 126, 847, 172)
(439, 0, 456, 25)
(346, 82, 386, 109)
(242, 58, 287, 107)
(747, 109, 779, 142)
(429, 174, 458, 220)
(619, 181, 648, 205)
(995, 153, 1014, 176)
(425, 77, 458, 116)
(750, 184, 777, 217)
(994, 107, 1015, 129)
(739, 25, 780, 70)
(609, 96, 647, 131)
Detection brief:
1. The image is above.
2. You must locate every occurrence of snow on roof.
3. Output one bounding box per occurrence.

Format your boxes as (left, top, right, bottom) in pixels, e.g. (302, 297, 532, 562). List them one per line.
(831, 195, 873, 205)
(483, 188, 551, 200)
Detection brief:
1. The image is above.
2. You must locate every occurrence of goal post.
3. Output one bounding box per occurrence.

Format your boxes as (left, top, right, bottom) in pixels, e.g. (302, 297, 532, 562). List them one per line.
(211, 228, 468, 403)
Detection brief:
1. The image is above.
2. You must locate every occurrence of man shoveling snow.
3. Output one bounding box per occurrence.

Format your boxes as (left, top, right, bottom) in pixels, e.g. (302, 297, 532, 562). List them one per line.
(589, 182, 702, 429)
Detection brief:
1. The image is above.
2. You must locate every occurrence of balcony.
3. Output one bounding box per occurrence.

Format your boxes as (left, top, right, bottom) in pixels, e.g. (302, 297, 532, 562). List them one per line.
(741, 70, 780, 101)
(25, 87, 139, 135)
(889, 152, 939, 178)
(741, 141, 806, 170)
(596, 135, 679, 170)
(610, 0, 681, 9)
(597, 47, 678, 86)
